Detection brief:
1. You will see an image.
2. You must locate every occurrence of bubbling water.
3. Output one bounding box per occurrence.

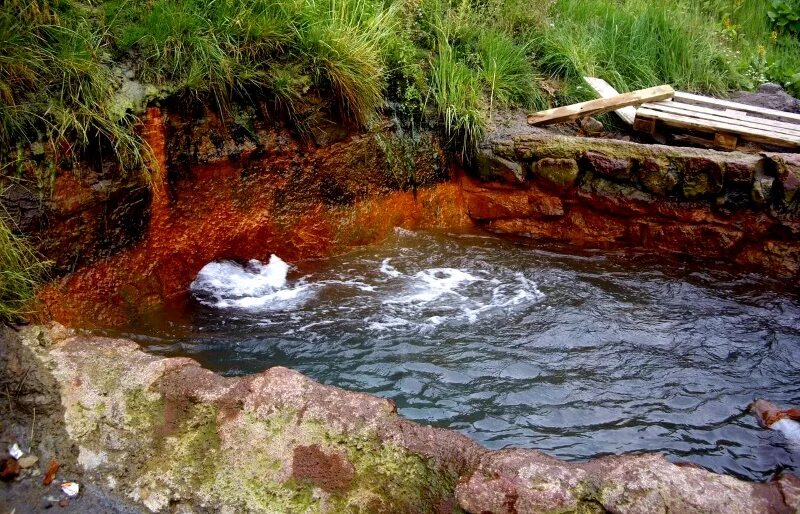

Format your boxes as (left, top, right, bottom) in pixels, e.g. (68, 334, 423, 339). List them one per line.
(134, 229, 800, 481)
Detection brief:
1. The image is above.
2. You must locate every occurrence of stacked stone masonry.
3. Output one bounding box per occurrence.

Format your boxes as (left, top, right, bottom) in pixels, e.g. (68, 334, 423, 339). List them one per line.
(469, 134, 800, 277)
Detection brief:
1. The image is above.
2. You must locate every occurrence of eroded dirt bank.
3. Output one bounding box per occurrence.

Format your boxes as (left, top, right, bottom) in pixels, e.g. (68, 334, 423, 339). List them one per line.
(32, 106, 468, 327)
(3, 325, 799, 513)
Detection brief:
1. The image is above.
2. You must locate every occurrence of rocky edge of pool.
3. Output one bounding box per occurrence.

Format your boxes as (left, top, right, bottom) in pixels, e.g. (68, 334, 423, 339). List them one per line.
(2, 324, 800, 514)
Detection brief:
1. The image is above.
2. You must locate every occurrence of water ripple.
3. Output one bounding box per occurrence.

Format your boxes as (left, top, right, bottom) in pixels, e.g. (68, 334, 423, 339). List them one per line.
(129, 229, 800, 481)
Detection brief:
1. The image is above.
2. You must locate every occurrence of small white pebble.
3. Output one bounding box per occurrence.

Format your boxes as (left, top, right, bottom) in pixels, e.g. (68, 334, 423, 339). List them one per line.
(8, 443, 23, 460)
(61, 482, 80, 497)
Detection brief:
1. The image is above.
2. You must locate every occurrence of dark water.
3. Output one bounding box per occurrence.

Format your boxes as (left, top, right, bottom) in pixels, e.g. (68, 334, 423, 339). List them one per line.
(129, 229, 800, 481)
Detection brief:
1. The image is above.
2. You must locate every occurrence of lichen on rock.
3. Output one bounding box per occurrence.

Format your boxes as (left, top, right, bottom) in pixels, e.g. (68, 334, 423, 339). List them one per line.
(4, 324, 800, 514)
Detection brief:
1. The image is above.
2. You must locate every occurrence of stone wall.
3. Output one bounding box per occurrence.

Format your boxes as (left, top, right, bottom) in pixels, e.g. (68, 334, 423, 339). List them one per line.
(3, 325, 799, 514)
(468, 133, 800, 277)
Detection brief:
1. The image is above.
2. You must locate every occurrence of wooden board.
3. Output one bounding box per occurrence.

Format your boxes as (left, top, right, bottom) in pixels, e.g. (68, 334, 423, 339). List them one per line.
(672, 91, 800, 125)
(640, 101, 800, 139)
(527, 85, 674, 126)
(634, 107, 800, 148)
(643, 100, 800, 137)
(583, 77, 636, 126)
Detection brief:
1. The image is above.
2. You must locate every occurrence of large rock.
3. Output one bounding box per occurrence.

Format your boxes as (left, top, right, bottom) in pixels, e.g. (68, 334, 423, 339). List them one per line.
(731, 83, 800, 114)
(3, 325, 798, 513)
(457, 450, 799, 514)
(766, 153, 800, 207)
(531, 158, 580, 191)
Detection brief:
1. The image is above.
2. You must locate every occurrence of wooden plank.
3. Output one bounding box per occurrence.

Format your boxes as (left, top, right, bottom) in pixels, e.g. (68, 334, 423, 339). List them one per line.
(635, 108, 800, 148)
(673, 91, 800, 125)
(583, 77, 636, 126)
(528, 85, 674, 126)
(641, 100, 800, 137)
(636, 107, 800, 147)
(633, 117, 657, 135)
(672, 132, 737, 151)
(640, 101, 800, 139)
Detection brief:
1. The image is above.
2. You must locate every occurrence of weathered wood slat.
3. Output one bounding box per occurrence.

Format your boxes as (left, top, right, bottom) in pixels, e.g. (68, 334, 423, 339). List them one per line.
(673, 91, 800, 124)
(641, 101, 800, 139)
(635, 108, 800, 148)
(583, 77, 636, 126)
(643, 99, 800, 136)
(528, 85, 674, 126)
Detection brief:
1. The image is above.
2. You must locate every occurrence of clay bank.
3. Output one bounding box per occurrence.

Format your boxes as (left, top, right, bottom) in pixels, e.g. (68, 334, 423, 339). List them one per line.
(2, 104, 800, 513)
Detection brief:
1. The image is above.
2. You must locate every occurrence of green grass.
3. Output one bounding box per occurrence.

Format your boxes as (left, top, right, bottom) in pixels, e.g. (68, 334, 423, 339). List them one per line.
(427, 41, 486, 154)
(533, 0, 743, 97)
(0, 0, 798, 172)
(0, 1, 148, 174)
(0, 210, 48, 323)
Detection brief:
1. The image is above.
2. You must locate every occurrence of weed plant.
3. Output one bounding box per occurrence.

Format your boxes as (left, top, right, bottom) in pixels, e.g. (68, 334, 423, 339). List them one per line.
(0, 211, 48, 323)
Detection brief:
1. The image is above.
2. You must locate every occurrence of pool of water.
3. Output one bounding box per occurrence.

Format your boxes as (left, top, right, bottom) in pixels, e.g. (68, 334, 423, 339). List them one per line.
(128, 229, 800, 481)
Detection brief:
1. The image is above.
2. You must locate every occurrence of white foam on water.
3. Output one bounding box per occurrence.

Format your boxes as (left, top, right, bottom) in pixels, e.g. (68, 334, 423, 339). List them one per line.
(191, 247, 546, 329)
(385, 268, 482, 304)
(380, 258, 403, 278)
(374, 264, 546, 331)
(367, 316, 411, 331)
(320, 279, 376, 292)
(771, 419, 800, 450)
(191, 255, 313, 310)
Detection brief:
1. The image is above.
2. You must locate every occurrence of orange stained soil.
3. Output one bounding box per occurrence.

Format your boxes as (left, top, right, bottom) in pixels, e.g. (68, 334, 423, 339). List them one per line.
(36, 109, 470, 327)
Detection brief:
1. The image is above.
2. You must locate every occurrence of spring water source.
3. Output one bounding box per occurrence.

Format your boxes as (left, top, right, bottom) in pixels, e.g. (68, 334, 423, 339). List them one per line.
(133, 229, 800, 481)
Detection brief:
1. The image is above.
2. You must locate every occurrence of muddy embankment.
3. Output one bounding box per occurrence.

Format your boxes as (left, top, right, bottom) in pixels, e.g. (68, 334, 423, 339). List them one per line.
(5, 108, 800, 329)
(2, 104, 800, 512)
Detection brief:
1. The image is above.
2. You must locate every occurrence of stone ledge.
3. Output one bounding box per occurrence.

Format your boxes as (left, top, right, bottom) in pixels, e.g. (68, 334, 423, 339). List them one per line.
(470, 134, 800, 277)
(2, 324, 798, 513)
(484, 133, 795, 208)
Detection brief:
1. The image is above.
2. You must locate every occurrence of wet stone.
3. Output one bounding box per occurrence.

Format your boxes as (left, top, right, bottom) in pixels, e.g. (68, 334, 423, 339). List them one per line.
(583, 151, 631, 180)
(682, 157, 724, 198)
(725, 158, 760, 187)
(476, 149, 525, 184)
(752, 172, 775, 206)
(638, 158, 679, 196)
(490, 140, 516, 161)
(532, 158, 580, 192)
(769, 154, 800, 206)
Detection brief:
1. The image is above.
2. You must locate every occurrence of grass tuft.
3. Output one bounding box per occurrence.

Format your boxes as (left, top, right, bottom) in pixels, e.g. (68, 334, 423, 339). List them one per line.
(533, 0, 743, 96)
(0, 210, 48, 323)
(427, 41, 486, 155)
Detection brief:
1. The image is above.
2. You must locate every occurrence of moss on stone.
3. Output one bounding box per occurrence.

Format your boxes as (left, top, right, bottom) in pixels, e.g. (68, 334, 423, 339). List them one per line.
(532, 158, 580, 190)
(124, 388, 165, 433)
(325, 432, 461, 513)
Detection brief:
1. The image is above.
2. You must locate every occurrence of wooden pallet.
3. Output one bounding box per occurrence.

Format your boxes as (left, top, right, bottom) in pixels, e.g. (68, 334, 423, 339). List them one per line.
(634, 92, 800, 151)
